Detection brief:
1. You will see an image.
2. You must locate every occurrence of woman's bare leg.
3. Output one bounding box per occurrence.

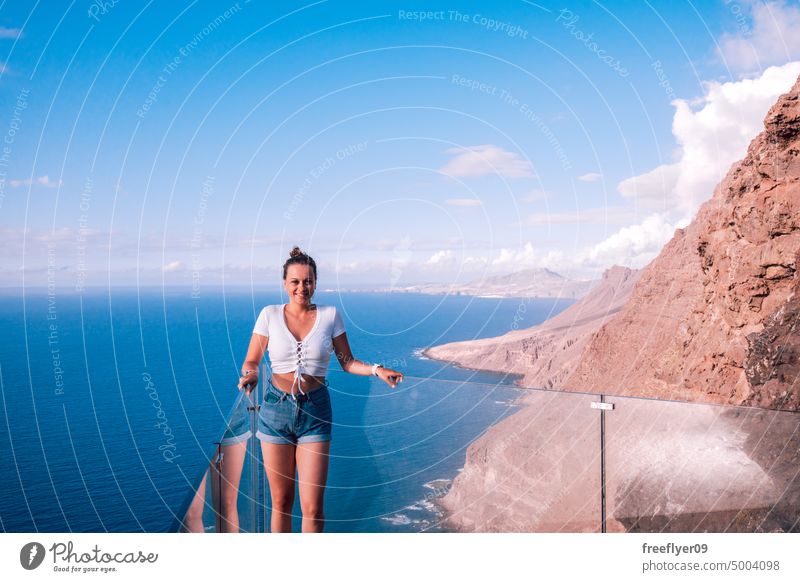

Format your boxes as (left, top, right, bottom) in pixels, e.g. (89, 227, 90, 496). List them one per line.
(261, 442, 297, 532)
(180, 471, 208, 532)
(209, 441, 247, 532)
(296, 441, 330, 533)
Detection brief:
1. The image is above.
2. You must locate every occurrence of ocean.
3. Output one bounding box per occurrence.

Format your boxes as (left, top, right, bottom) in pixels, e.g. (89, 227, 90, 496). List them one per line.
(0, 289, 573, 532)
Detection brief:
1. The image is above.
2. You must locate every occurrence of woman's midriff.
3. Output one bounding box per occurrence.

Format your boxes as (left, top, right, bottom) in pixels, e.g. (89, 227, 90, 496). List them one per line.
(271, 372, 326, 393)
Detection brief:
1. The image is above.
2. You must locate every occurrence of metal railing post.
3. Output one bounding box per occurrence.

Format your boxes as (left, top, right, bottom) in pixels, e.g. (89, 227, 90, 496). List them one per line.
(255, 362, 267, 533)
(600, 394, 606, 533)
(214, 442, 223, 533)
(591, 395, 614, 533)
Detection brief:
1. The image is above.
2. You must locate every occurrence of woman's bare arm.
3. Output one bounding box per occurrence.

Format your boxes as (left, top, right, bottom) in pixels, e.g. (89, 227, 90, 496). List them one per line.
(332, 333, 404, 388)
(238, 333, 268, 391)
(332, 332, 371, 375)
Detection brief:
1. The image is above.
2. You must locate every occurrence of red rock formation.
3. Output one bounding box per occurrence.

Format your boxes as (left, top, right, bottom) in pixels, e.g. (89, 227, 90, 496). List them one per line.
(744, 249, 800, 409)
(564, 75, 800, 411)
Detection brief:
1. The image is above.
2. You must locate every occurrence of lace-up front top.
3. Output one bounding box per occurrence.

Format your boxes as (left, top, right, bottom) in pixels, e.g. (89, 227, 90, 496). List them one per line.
(253, 304, 346, 395)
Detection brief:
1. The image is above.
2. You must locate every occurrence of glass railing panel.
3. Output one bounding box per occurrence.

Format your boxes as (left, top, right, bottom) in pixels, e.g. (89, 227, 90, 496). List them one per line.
(436, 387, 603, 532)
(604, 395, 800, 532)
(511, 389, 603, 533)
(314, 372, 601, 532)
(175, 372, 608, 533)
(172, 370, 799, 533)
(176, 386, 261, 532)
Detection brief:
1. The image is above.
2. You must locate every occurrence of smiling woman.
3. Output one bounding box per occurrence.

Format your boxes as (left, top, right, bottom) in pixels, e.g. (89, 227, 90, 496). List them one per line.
(237, 246, 405, 533)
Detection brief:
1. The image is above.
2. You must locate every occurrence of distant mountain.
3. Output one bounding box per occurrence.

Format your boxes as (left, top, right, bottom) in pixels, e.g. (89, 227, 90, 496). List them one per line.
(374, 268, 597, 299)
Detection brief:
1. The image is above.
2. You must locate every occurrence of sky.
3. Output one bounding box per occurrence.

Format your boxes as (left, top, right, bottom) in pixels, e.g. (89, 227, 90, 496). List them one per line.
(1, 0, 800, 290)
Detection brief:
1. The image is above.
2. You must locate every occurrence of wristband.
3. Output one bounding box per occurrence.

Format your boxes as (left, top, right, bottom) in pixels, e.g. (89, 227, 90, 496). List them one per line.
(371, 363, 383, 376)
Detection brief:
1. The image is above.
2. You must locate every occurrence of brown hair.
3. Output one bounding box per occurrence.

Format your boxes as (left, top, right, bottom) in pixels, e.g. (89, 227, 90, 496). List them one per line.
(282, 246, 317, 280)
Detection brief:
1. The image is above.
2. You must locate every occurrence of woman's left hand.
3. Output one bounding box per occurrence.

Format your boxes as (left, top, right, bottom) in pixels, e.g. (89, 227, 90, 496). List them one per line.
(378, 367, 404, 388)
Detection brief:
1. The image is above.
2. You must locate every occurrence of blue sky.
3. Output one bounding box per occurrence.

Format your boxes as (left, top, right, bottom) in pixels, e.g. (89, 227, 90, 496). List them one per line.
(2, 0, 800, 289)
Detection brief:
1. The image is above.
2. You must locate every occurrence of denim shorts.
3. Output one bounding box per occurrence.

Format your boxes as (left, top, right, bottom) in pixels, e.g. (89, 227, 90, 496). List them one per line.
(256, 379, 333, 444)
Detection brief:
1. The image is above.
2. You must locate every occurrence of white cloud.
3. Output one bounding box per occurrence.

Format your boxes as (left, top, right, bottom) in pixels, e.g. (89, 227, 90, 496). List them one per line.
(445, 198, 483, 206)
(9, 175, 62, 188)
(439, 144, 534, 178)
(520, 189, 549, 202)
(618, 163, 680, 207)
(0, 27, 21, 39)
(162, 261, 184, 272)
(388, 235, 413, 288)
(618, 61, 800, 221)
(490, 212, 682, 273)
(235, 237, 281, 247)
(523, 206, 638, 225)
(493, 242, 535, 266)
(426, 249, 455, 266)
(579, 213, 679, 268)
(577, 172, 602, 182)
(0, 228, 116, 268)
(463, 256, 489, 269)
(491, 242, 565, 269)
(718, 1, 800, 71)
(332, 261, 362, 274)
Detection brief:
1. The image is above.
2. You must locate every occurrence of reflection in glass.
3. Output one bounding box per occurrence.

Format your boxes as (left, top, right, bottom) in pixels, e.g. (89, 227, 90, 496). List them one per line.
(178, 390, 258, 532)
(605, 396, 800, 532)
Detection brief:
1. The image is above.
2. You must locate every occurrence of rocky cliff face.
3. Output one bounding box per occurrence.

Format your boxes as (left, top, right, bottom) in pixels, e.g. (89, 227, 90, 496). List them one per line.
(437, 75, 800, 533)
(423, 265, 640, 388)
(743, 249, 800, 409)
(564, 76, 800, 411)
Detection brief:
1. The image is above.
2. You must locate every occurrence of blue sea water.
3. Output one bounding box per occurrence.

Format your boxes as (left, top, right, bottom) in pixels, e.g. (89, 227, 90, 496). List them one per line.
(0, 289, 573, 532)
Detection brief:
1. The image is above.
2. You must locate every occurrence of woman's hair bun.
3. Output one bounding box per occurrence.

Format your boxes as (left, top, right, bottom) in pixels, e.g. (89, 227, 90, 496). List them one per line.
(283, 246, 317, 280)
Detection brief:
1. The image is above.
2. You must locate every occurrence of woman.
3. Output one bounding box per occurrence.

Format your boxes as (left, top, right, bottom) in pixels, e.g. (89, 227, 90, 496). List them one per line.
(238, 246, 404, 533)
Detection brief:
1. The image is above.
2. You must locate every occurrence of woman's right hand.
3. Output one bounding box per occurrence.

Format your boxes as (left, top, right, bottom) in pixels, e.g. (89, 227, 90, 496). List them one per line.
(238, 370, 258, 393)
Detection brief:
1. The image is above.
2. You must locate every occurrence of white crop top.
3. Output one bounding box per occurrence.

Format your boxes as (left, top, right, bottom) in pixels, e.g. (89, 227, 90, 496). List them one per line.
(252, 304, 346, 393)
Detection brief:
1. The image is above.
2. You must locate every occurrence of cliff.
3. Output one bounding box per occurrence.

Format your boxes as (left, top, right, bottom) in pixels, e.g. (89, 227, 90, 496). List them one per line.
(563, 75, 800, 411)
(437, 74, 800, 532)
(423, 265, 640, 388)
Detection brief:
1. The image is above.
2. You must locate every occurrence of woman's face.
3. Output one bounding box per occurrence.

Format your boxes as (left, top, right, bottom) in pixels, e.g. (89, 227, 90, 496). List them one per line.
(284, 264, 316, 305)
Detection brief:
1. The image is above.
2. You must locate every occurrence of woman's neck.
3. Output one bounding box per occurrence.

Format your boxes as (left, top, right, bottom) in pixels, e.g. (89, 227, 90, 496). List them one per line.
(285, 301, 314, 316)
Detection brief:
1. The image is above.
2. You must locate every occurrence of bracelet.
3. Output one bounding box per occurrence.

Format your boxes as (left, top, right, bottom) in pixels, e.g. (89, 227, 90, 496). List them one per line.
(371, 363, 383, 376)
(242, 369, 257, 377)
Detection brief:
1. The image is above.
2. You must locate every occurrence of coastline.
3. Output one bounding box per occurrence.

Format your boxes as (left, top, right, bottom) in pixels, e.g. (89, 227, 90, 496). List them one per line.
(419, 346, 530, 388)
(419, 268, 642, 530)
(422, 266, 641, 390)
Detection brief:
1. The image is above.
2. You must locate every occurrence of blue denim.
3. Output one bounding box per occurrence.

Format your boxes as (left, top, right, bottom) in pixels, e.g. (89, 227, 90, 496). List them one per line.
(256, 378, 333, 444)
